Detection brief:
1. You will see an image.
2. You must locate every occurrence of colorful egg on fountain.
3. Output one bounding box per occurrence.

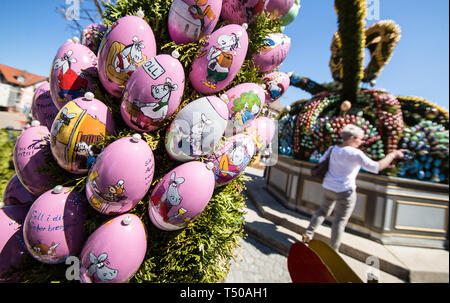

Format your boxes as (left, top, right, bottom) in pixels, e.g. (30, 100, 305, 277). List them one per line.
(79, 214, 147, 283)
(246, 116, 276, 151)
(49, 38, 98, 110)
(50, 92, 115, 175)
(86, 134, 155, 215)
(121, 52, 185, 132)
(340, 100, 352, 112)
(165, 95, 229, 162)
(224, 83, 265, 132)
(253, 33, 291, 73)
(189, 23, 248, 94)
(266, 0, 295, 19)
(2, 174, 36, 206)
(81, 23, 107, 52)
(168, 0, 223, 44)
(262, 71, 290, 103)
(0, 205, 29, 278)
(22, 185, 86, 264)
(280, 0, 301, 26)
(221, 0, 269, 25)
(31, 81, 59, 131)
(206, 133, 256, 186)
(13, 121, 55, 196)
(148, 161, 215, 231)
(97, 12, 157, 97)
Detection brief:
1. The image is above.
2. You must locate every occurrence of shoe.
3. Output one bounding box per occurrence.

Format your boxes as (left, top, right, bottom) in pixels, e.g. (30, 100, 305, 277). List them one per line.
(301, 233, 312, 244)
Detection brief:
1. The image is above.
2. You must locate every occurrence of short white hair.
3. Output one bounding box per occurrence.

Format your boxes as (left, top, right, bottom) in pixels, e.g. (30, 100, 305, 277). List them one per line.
(341, 124, 364, 141)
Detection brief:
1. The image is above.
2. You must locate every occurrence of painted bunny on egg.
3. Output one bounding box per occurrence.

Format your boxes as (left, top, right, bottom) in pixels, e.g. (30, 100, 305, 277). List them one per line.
(202, 32, 242, 89)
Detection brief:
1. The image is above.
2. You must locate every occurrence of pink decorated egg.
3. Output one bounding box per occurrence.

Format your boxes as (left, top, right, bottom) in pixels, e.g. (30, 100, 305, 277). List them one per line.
(0, 205, 29, 278)
(224, 82, 265, 132)
(253, 33, 291, 73)
(79, 214, 147, 283)
(168, 0, 223, 44)
(189, 23, 248, 94)
(31, 82, 59, 131)
(246, 116, 276, 151)
(13, 121, 55, 196)
(165, 96, 229, 161)
(97, 14, 157, 97)
(262, 71, 290, 103)
(22, 186, 86, 264)
(2, 174, 36, 206)
(221, 0, 269, 24)
(86, 134, 154, 215)
(81, 23, 107, 52)
(280, 0, 301, 26)
(50, 92, 115, 175)
(148, 161, 215, 231)
(266, 0, 295, 19)
(207, 133, 256, 186)
(120, 53, 185, 132)
(49, 39, 98, 110)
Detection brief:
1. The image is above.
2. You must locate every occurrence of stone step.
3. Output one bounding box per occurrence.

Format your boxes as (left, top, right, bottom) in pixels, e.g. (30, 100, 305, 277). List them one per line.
(243, 170, 449, 283)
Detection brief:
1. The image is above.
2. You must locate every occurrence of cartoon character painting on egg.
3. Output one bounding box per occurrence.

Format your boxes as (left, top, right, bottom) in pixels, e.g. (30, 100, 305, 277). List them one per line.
(97, 15, 157, 97)
(121, 54, 185, 132)
(168, 0, 222, 44)
(253, 33, 291, 73)
(207, 134, 256, 186)
(221, 0, 269, 24)
(165, 96, 229, 162)
(50, 93, 115, 174)
(262, 71, 290, 103)
(190, 24, 248, 94)
(225, 83, 265, 131)
(148, 161, 215, 231)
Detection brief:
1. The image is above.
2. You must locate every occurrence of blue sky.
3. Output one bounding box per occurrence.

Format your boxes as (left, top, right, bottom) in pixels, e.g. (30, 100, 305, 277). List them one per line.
(0, 0, 448, 110)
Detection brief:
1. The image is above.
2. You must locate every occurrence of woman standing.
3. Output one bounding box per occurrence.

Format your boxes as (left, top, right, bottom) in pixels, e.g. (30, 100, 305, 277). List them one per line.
(302, 124, 407, 251)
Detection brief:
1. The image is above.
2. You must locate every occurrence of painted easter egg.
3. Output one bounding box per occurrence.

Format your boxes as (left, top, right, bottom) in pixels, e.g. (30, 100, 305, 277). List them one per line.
(262, 71, 290, 103)
(31, 81, 59, 131)
(0, 205, 29, 278)
(221, 0, 269, 25)
(79, 214, 147, 283)
(97, 13, 157, 97)
(189, 23, 248, 94)
(253, 33, 291, 73)
(121, 53, 185, 132)
(13, 121, 55, 196)
(246, 116, 276, 151)
(81, 23, 107, 52)
(207, 133, 256, 186)
(22, 186, 86, 264)
(49, 39, 98, 110)
(224, 83, 265, 132)
(280, 0, 301, 26)
(50, 92, 115, 175)
(168, 0, 222, 44)
(86, 134, 154, 215)
(165, 96, 229, 162)
(266, 0, 295, 19)
(148, 161, 215, 231)
(2, 174, 36, 206)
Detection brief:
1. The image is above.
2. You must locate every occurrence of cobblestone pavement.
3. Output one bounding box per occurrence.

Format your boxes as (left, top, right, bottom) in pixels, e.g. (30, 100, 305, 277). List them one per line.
(224, 236, 291, 283)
